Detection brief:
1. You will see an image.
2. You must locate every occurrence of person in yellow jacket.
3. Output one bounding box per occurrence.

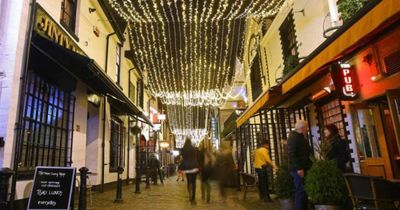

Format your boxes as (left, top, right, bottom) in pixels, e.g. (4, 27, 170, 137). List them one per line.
(254, 140, 277, 202)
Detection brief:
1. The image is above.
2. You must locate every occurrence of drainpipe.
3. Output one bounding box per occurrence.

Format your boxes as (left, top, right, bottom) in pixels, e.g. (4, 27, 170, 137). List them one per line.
(104, 32, 116, 73)
(101, 96, 107, 193)
(10, 0, 36, 209)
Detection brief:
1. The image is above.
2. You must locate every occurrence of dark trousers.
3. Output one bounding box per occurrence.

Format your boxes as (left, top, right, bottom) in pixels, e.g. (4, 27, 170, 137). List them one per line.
(290, 171, 308, 210)
(186, 173, 197, 201)
(255, 168, 270, 200)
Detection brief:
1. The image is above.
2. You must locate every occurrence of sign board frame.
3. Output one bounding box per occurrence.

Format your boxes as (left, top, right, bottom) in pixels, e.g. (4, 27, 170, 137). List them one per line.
(27, 166, 76, 210)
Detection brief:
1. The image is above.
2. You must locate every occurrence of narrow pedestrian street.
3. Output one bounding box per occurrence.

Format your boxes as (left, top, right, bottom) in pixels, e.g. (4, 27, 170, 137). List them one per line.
(83, 177, 282, 210)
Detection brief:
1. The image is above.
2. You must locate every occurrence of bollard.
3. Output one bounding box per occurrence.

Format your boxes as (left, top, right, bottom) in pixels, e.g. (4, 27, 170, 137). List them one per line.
(145, 167, 150, 189)
(114, 167, 124, 203)
(78, 167, 89, 210)
(0, 168, 14, 210)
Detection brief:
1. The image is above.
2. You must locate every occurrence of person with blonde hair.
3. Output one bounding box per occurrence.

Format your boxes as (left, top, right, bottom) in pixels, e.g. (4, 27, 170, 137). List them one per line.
(288, 119, 312, 210)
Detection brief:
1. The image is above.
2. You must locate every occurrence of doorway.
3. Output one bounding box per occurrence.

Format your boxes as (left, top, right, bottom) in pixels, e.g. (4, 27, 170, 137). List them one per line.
(351, 104, 393, 179)
(386, 90, 400, 178)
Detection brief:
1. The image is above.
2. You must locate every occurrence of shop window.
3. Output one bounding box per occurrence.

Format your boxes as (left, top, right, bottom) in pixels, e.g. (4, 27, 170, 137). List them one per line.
(18, 71, 75, 174)
(110, 119, 125, 172)
(115, 44, 121, 85)
(60, 0, 77, 33)
(352, 107, 381, 159)
(319, 99, 346, 139)
(279, 11, 299, 75)
(129, 82, 136, 103)
(250, 54, 263, 100)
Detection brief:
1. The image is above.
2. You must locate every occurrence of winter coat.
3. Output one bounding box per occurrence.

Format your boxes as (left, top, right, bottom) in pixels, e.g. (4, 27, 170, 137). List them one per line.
(287, 131, 312, 172)
(181, 146, 198, 170)
(326, 134, 349, 171)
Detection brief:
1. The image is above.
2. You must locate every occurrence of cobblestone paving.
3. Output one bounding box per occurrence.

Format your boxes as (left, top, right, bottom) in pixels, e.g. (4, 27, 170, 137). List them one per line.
(84, 177, 283, 210)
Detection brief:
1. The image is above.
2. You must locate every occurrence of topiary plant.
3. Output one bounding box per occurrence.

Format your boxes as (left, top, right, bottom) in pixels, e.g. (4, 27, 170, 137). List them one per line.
(274, 162, 295, 199)
(338, 0, 369, 22)
(305, 160, 347, 205)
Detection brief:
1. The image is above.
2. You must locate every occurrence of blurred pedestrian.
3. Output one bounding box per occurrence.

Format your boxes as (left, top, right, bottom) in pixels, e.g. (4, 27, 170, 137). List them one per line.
(325, 124, 350, 172)
(176, 156, 185, 181)
(288, 120, 312, 210)
(181, 138, 199, 204)
(149, 154, 163, 185)
(215, 142, 235, 201)
(199, 137, 214, 203)
(254, 140, 277, 202)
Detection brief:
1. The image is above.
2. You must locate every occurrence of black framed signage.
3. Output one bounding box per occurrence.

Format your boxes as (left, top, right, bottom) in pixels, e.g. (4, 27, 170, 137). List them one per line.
(28, 167, 76, 210)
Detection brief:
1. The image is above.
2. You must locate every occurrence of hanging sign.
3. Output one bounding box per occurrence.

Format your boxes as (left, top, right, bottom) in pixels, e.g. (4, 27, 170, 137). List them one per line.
(28, 167, 76, 210)
(331, 63, 359, 100)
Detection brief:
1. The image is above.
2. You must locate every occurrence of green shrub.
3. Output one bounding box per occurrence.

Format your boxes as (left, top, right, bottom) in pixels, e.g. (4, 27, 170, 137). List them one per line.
(305, 160, 347, 205)
(338, 0, 369, 22)
(274, 162, 295, 199)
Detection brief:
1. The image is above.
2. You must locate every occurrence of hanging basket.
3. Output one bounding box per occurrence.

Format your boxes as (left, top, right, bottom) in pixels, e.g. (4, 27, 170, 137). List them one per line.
(131, 126, 141, 135)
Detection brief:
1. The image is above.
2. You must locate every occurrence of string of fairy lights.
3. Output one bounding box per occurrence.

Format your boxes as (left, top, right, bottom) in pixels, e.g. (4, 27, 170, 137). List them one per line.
(109, 0, 288, 145)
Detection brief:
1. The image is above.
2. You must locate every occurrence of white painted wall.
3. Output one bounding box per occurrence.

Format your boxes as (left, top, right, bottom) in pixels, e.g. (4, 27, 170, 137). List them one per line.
(0, 0, 30, 168)
(0, 0, 146, 201)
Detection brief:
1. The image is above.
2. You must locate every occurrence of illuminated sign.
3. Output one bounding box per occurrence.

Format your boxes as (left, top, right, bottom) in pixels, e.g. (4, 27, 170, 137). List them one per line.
(34, 5, 84, 55)
(331, 63, 359, 100)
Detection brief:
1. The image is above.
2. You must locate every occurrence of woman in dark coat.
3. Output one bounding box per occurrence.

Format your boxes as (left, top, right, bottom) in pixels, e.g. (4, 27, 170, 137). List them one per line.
(181, 138, 199, 204)
(324, 124, 350, 171)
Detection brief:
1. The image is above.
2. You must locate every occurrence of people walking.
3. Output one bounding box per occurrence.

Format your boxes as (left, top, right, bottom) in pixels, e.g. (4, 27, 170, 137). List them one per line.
(325, 124, 350, 172)
(176, 157, 185, 181)
(181, 138, 199, 204)
(288, 120, 312, 210)
(199, 138, 214, 203)
(254, 140, 277, 202)
(215, 142, 235, 201)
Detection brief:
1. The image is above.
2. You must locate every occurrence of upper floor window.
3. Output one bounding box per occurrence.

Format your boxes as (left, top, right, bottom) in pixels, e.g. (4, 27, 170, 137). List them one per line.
(279, 11, 299, 76)
(129, 82, 136, 103)
(115, 44, 121, 85)
(60, 0, 77, 32)
(250, 54, 263, 100)
(137, 79, 144, 108)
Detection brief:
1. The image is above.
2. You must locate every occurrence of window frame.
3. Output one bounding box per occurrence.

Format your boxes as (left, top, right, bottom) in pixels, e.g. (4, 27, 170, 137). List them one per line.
(60, 0, 78, 36)
(17, 71, 75, 179)
(115, 44, 121, 85)
(109, 118, 125, 172)
(279, 11, 299, 73)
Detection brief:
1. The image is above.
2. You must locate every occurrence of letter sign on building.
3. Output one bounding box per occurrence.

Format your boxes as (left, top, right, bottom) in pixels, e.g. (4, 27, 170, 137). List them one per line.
(331, 62, 359, 100)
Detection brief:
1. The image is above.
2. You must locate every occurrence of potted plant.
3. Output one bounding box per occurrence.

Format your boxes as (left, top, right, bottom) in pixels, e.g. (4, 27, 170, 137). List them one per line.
(274, 162, 295, 210)
(338, 0, 369, 22)
(305, 159, 347, 210)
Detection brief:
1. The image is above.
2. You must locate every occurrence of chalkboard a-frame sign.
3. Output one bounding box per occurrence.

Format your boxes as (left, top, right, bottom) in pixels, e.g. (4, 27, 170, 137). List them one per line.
(27, 167, 76, 210)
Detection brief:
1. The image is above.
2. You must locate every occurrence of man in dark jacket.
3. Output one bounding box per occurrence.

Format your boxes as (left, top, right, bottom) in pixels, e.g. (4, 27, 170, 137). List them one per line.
(288, 120, 312, 210)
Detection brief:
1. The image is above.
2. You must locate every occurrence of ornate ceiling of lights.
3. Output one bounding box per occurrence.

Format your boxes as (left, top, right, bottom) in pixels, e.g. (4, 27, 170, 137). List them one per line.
(109, 0, 287, 141)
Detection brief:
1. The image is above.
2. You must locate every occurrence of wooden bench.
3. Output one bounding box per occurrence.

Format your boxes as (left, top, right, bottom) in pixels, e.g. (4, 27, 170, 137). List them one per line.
(240, 172, 258, 200)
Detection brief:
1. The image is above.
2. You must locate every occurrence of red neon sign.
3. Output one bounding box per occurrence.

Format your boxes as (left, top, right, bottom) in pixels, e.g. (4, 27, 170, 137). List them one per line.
(331, 63, 359, 100)
(340, 63, 357, 98)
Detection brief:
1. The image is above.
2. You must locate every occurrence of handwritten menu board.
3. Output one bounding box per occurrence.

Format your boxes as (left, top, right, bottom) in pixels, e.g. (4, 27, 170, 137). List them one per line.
(28, 167, 76, 210)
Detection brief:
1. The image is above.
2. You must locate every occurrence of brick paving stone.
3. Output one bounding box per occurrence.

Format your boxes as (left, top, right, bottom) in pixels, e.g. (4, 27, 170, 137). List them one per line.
(81, 176, 283, 210)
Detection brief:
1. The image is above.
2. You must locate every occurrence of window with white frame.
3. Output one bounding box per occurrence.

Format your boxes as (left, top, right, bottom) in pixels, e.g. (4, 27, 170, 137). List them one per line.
(115, 44, 121, 85)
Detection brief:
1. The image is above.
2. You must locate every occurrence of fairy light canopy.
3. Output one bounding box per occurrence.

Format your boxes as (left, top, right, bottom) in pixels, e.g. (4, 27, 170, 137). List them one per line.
(109, 0, 287, 143)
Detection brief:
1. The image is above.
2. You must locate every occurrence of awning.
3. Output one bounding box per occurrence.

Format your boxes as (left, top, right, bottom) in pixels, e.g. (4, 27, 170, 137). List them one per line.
(236, 0, 400, 128)
(282, 0, 400, 94)
(30, 33, 152, 125)
(236, 86, 282, 127)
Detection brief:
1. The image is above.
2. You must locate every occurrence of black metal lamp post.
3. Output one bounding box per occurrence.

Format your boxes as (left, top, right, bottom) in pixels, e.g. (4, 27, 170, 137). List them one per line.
(132, 125, 141, 194)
